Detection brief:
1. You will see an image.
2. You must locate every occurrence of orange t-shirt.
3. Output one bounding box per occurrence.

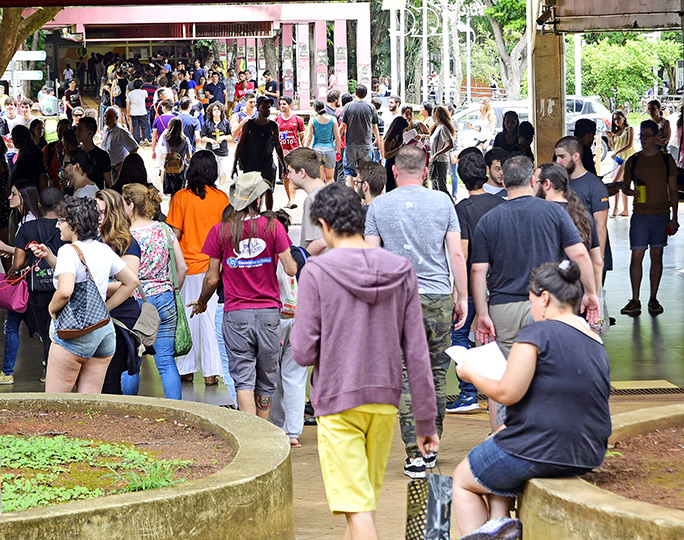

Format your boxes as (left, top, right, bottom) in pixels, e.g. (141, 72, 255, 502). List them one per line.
(166, 186, 229, 275)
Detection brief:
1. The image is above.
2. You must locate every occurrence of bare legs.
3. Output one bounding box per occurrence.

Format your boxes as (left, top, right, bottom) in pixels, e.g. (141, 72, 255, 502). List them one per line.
(283, 175, 296, 205)
(236, 389, 272, 420)
(628, 247, 664, 303)
(452, 458, 513, 536)
(343, 511, 379, 540)
(45, 343, 112, 393)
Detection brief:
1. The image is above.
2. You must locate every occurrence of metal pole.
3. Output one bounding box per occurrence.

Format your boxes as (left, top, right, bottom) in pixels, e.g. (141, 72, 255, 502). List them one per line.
(441, 0, 449, 105)
(390, 8, 398, 97)
(574, 33, 582, 95)
(466, 14, 471, 103)
(422, 0, 428, 102)
(400, 7, 406, 101)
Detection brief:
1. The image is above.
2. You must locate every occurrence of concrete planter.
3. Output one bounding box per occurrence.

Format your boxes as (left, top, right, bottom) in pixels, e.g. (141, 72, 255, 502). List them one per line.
(518, 404, 684, 540)
(0, 393, 294, 540)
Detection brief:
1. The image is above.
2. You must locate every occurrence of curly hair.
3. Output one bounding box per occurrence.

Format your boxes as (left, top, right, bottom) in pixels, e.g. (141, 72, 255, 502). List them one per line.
(309, 183, 365, 237)
(122, 183, 162, 219)
(56, 196, 100, 241)
(95, 189, 132, 256)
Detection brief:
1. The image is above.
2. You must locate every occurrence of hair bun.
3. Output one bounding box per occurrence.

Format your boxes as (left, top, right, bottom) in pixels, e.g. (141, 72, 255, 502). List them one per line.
(557, 259, 581, 283)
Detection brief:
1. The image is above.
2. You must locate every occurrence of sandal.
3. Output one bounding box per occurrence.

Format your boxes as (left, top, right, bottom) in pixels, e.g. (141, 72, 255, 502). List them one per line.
(284, 202, 298, 209)
(180, 373, 194, 383)
(204, 376, 218, 386)
(289, 438, 302, 448)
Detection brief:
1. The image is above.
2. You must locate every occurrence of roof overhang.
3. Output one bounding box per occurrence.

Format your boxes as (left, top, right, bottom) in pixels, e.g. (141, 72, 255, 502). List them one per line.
(540, 0, 683, 33)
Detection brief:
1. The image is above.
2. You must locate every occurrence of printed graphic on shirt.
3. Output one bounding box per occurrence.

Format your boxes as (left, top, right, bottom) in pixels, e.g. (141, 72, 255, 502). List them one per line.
(227, 238, 272, 268)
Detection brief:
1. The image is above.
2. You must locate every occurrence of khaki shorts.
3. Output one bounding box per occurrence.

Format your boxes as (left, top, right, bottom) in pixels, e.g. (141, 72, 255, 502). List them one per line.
(317, 403, 397, 515)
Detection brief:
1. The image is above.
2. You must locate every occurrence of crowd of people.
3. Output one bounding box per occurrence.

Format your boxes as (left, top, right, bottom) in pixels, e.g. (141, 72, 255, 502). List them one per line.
(0, 52, 680, 540)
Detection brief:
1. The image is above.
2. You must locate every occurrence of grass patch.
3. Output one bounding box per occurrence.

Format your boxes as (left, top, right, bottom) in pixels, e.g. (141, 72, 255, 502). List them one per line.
(0, 434, 191, 512)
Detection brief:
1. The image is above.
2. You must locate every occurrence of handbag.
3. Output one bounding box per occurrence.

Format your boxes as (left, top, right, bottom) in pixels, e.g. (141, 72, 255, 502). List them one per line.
(113, 285, 161, 354)
(0, 273, 29, 313)
(162, 224, 192, 356)
(56, 244, 110, 339)
(406, 465, 453, 540)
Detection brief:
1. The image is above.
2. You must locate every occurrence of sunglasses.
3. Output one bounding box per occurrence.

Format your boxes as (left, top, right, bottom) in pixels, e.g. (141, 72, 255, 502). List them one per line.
(63, 160, 77, 166)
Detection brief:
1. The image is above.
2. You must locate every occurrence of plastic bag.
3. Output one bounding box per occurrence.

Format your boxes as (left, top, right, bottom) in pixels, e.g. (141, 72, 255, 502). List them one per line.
(425, 471, 453, 540)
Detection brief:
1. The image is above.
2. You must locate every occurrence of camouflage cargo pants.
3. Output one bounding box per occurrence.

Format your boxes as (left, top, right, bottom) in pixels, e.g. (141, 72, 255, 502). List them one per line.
(399, 293, 453, 459)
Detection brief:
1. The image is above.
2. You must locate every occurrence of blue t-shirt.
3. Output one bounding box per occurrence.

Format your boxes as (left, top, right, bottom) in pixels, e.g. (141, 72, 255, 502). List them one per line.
(365, 185, 460, 295)
(471, 196, 583, 305)
(205, 81, 226, 104)
(495, 320, 611, 468)
(569, 172, 609, 215)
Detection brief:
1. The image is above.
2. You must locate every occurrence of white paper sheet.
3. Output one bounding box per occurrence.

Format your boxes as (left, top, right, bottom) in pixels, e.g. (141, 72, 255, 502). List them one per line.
(445, 341, 507, 381)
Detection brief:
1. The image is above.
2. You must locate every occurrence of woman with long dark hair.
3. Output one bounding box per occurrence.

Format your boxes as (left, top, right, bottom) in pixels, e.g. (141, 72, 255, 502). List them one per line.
(428, 105, 455, 195)
(535, 162, 603, 300)
(382, 116, 409, 192)
(189, 171, 297, 417)
(0, 179, 43, 384)
(122, 183, 186, 399)
(607, 110, 634, 217)
(30, 118, 48, 150)
(166, 150, 229, 386)
(492, 110, 520, 152)
(112, 152, 150, 192)
(201, 102, 231, 186)
(0, 137, 11, 255)
(10, 125, 48, 191)
(160, 117, 191, 196)
(452, 260, 610, 539)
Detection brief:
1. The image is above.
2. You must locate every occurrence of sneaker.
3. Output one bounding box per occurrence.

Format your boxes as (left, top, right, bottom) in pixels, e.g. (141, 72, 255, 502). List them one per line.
(446, 395, 480, 413)
(459, 517, 523, 540)
(620, 299, 641, 316)
(0, 373, 14, 385)
(404, 456, 426, 479)
(648, 298, 664, 316)
(424, 452, 437, 469)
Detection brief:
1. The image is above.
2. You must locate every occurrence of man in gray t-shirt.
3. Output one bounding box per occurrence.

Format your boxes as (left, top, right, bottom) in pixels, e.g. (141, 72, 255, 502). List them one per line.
(340, 84, 383, 187)
(365, 145, 468, 479)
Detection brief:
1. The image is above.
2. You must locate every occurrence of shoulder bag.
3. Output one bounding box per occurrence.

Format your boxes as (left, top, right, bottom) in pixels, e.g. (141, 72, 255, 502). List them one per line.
(56, 244, 110, 340)
(162, 224, 192, 356)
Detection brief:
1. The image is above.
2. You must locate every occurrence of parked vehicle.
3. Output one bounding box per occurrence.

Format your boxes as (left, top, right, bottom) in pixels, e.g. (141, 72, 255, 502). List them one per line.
(452, 96, 611, 160)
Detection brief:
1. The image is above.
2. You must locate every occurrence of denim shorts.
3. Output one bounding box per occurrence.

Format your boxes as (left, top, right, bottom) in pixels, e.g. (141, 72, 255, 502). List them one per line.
(343, 144, 373, 177)
(467, 436, 591, 498)
(50, 319, 116, 359)
(313, 146, 336, 170)
(629, 212, 669, 250)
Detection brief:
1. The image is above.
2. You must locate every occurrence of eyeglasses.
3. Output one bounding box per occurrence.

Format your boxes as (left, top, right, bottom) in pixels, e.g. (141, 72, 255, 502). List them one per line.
(56, 218, 66, 224)
(353, 179, 366, 186)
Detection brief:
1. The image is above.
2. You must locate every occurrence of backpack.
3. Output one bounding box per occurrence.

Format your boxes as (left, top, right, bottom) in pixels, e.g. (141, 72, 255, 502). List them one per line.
(629, 150, 683, 193)
(164, 150, 184, 174)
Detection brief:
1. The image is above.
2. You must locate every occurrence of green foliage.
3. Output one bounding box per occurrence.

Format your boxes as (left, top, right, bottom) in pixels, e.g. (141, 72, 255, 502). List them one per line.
(582, 35, 683, 109)
(0, 435, 191, 512)
(483, 0, 526, 33)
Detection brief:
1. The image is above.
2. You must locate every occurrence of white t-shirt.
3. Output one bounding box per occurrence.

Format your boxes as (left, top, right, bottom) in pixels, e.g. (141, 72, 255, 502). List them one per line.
(54, 240, 127, 300)
(74, 184, 98, 199)
(126, 88, 147, 117)
(63, 68, 74, 81)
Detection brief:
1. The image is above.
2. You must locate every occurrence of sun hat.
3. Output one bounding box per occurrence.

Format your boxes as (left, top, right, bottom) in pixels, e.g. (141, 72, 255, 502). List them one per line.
(229, 171, 272, 211)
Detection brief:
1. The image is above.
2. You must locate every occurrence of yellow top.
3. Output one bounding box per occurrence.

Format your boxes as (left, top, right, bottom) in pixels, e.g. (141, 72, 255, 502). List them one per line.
(615, 128, 635, 159)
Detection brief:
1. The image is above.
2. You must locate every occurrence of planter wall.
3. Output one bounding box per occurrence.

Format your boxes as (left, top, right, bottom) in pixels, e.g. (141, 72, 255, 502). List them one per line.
(518, 404, 684, 540)
(0, 393, 295, 540)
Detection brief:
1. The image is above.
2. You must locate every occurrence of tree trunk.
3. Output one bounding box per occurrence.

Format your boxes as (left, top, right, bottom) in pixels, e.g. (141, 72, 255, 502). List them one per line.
(21, 31, 40, 100)
(483, 0, 527, 100)
(0, 7, 62, 88)
(451, 1, 464, 105)
(262, 34, 279, 77)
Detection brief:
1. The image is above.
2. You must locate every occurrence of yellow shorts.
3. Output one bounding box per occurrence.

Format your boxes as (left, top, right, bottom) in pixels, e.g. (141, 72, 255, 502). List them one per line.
(317, 403, 398, 515)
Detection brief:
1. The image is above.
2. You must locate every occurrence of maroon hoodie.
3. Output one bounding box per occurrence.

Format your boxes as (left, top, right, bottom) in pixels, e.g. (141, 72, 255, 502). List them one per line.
(291, 247, 437, 437)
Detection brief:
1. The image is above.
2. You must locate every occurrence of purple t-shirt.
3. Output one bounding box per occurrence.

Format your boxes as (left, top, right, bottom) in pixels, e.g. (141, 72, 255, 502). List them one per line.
(202, 216, 292, 312)
(153, 113, 175, 134)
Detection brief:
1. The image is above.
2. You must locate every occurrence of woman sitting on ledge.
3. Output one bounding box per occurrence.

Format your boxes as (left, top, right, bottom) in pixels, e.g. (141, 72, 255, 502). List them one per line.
(452, 260, 611, 540)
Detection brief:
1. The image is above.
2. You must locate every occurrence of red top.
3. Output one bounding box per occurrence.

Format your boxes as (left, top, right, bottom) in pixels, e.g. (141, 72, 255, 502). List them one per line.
(202, 216, 292, 312)
(275, 113, 305, 153)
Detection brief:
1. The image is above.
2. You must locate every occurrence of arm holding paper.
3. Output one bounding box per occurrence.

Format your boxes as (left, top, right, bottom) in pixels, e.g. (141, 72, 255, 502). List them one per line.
(455, 341, 538, 406)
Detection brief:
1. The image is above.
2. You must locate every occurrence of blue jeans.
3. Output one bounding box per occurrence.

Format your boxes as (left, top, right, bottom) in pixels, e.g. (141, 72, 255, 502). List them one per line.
(451, 296, 477, 398)
(449, 158, 458, 197)
(3, 310, 25, 376)
(131, 115, 151, 143)
(215, 303, 237, 404)
(121, 291, 181, 400)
